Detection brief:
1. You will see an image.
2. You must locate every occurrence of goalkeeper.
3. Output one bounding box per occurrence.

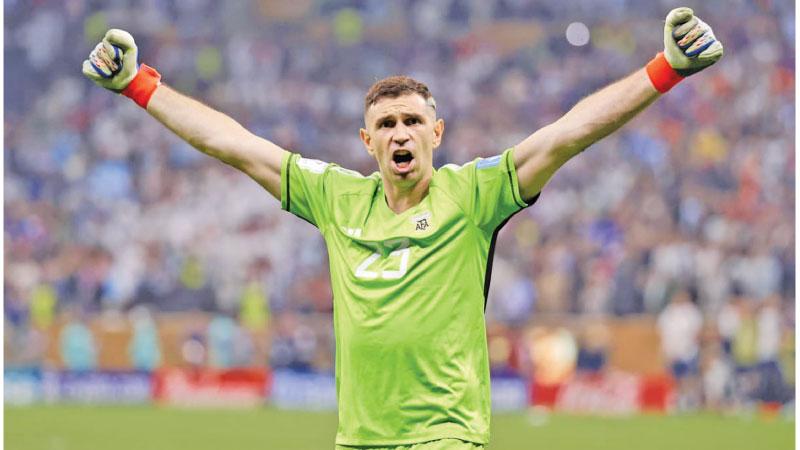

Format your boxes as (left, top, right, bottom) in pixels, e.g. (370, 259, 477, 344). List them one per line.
(83, 7, 722, 450)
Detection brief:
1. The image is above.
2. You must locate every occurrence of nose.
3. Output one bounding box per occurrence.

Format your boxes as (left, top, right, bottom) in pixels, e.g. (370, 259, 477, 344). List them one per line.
(393, 136, 409, 147)
(392, 125, 410, 147)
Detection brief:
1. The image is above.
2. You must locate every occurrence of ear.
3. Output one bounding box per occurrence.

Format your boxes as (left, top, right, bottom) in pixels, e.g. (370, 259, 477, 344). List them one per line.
(432, 118, 445, 149)
(359, 128, 375, 156)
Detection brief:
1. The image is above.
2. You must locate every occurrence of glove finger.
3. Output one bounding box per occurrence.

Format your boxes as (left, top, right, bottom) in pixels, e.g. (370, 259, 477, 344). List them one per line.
(99, 41, 122, 73)
(88, 47, 116, 78)
(101, 41, 122, 64)
(89, 41, 104, 56)
(106, 35, 139, 73)
(104, 29, 136, 51)
(82, 59, 106, 81)
(666, 7, 694, 27)
(685, 34, 715, 57)
(697, 40, 724, 62)
(672, 17, 698, 39)
(677, 23, 706, 49)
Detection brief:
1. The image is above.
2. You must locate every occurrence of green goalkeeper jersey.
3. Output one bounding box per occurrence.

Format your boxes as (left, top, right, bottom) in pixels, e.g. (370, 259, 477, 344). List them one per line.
(280, 148, 533, 446)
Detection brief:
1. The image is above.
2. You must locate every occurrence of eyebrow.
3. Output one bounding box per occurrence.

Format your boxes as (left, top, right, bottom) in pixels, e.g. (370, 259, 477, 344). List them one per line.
(373, 112, 425, 128)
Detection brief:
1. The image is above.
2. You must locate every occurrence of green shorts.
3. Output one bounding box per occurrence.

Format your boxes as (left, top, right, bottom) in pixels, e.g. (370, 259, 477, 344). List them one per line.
(336, 439, 484, 450)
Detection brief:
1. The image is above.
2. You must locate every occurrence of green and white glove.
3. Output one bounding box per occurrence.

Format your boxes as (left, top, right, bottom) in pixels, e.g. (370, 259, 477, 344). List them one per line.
(664, 7, 724, 76)
(82, 29, 162, 108)
(82, 29, 138, 91)
(646, 7, 724, 92)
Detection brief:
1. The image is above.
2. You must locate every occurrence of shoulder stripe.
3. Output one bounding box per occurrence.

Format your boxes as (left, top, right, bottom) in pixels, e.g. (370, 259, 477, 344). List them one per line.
(483, 215, 511, 310)
(285, 154, 292, 213)
(505, 151, 528, 209)
(477, 155, 502, 169)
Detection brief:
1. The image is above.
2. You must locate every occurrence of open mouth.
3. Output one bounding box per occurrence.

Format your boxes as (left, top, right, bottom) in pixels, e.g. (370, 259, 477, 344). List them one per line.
(392, 150, 414, 173)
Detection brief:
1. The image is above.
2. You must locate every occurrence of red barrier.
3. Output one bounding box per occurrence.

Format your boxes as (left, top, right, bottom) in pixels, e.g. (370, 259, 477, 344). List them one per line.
(638, 373, 675, 412)
(531, 371, 675, 414)
(152, 368, 271, 408)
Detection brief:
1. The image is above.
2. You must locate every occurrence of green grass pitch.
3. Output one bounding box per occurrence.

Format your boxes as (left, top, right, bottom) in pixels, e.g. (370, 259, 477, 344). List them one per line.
(5, 405, 794, 450)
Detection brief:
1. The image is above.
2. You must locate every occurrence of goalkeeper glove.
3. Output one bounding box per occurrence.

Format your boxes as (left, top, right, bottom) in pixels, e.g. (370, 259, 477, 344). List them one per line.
(82, 29, 162, 109)
(646, 7, 724, 93)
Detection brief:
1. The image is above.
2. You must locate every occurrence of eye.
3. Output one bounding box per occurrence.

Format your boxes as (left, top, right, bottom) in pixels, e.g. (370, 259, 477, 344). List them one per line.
(380, 120, 395, 128)
(404, 117, 421, 126)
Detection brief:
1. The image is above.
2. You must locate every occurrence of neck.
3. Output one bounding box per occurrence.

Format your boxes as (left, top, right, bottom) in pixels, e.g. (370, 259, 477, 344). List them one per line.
(382, 175, 432, 214)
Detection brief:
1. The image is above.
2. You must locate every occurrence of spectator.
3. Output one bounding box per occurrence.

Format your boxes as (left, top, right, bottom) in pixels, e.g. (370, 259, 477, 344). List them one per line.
(700, 340, 733, 411)
(731, 298, 760, 408)
(755, 295, 786, 405)
(657, 289, 703, 410)
(575, 320, 609, 376)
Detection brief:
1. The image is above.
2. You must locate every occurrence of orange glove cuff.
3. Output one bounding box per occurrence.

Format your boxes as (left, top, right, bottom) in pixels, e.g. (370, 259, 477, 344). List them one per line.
(122, 64, 161, 109)
(646, 52, 684, 93)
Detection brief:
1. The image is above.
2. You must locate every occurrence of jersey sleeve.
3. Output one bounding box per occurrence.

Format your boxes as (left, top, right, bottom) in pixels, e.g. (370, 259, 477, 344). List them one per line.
(466, 147, 537, 232)
(280, 152, 333, 228)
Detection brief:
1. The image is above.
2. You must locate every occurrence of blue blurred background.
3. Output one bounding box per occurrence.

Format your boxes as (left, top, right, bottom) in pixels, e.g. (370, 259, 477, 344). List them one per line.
(4, 0, 795, 416)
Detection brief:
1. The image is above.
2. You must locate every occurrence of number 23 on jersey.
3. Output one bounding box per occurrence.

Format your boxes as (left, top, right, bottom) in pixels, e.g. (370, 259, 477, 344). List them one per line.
(354, 239, 411, 281)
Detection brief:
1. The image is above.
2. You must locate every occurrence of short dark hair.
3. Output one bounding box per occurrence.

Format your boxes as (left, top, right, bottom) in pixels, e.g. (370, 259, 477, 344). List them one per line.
(364, 75, 436, 112)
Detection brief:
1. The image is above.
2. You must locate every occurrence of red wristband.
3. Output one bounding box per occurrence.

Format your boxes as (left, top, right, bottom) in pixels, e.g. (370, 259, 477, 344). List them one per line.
(122, 64, 162, 109)
(646, 52, 684, 93)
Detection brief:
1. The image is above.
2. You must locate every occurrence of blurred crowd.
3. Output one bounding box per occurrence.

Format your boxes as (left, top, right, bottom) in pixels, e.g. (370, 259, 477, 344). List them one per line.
(4, 0, 795, 409)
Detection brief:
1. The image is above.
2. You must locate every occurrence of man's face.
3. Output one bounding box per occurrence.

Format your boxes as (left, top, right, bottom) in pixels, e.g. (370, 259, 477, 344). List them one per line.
(360, 94, 444, 189)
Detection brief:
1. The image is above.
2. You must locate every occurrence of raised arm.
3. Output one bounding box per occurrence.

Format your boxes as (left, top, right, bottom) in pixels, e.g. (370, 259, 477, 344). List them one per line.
(82, 29, 286, 199)
(513, 7, 723, 201)
(145, 85, 286, 198)
(514, 69, 658, 201)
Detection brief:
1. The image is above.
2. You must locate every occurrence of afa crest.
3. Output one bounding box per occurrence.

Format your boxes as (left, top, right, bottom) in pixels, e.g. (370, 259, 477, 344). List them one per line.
(411, 212, 432, 232)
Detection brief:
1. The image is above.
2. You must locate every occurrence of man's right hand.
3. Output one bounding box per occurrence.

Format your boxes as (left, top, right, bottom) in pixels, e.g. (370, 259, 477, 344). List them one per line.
(82, 29, 140, 92)
(82, 29, 162, 109)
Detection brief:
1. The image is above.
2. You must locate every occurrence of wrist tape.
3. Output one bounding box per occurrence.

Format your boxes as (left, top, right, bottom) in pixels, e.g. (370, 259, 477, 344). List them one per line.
(646, 52, 684, 93)
(122, 64, 161, 109)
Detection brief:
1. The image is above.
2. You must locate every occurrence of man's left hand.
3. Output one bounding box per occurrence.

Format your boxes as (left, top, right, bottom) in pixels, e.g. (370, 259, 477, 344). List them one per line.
(663, 7, 724, 77)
